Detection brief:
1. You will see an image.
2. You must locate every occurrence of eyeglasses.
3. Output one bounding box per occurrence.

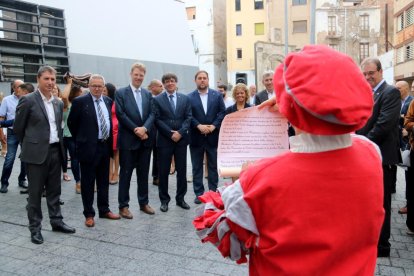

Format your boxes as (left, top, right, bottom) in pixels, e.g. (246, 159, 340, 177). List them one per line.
(90, 85, 104, 89)
(362, 70, 378, 77)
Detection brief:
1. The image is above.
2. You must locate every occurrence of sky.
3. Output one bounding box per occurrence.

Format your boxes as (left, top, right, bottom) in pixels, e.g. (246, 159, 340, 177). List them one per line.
(30, 0, 198, 66)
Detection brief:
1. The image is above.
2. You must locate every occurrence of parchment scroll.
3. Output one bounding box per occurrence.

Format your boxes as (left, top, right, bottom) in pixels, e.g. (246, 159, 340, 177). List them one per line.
(217, 106, 289, 177)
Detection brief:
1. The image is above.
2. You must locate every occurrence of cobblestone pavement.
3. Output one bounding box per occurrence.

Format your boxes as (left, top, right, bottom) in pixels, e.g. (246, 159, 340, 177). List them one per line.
(0, 154, 413, 275)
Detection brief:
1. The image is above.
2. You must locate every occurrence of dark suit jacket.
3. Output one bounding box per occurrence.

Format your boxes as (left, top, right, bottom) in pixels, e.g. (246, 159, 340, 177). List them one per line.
(14, 91, 65, 164)
(153, 91, 192, 147)
(399, 95, 413, 150)
(67, 93, 113, 162)
(225, 103, 251, 115)
(254, 90, 269, 105)
(188, 89, 225, 147)
(356, 81, 401, 165)
(115, 86, 154, 150)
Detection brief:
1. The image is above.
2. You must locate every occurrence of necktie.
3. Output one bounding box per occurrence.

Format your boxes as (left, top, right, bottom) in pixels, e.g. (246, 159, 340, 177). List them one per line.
(169, 94, 175, 113)
(95, 99, 109, 140)
(135, 90, 143, 118)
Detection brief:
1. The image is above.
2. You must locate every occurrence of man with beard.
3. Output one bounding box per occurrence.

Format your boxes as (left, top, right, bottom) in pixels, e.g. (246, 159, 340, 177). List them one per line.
(188, 71, 225, 204)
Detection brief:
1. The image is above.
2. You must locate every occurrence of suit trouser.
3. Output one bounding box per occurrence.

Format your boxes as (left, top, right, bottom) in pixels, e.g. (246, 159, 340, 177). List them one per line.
(378, 164, 393, 253)
(151, 145, 159, 179)
(158, 144, 187, 204)
(190, 144, 219, 197)
(80, 141, 110, 218)
(406, 151, 414, 231)
(118, 147, 151, 208)
(26, 144, 63, 233)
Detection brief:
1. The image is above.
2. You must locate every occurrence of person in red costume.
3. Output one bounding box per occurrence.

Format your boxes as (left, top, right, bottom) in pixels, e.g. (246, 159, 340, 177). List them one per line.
(193, 45, 385, 275)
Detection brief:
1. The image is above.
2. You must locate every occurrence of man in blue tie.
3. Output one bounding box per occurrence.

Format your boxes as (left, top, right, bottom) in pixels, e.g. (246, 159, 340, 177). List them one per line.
(153, 73, 192, 212)
(115, 63, 155, 219)
(68, 74, 120, 228)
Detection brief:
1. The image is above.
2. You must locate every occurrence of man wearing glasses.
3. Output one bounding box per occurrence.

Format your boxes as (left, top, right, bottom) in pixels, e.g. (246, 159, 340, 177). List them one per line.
(68, 74, 120, 228)
(357, 58, 400, 257)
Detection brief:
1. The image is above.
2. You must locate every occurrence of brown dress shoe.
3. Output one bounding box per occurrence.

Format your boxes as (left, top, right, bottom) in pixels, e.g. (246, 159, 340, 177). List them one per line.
(75, 183, 81, 194)
(119, 208, 133, 219)
(399, 206, 408, 214)
(85, 217, 95, 227)
(140, 204, 155, 215)
(99, 211, 121, 220)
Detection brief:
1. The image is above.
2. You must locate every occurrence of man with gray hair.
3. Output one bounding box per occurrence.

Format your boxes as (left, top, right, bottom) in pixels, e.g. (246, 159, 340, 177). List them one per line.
(357, 57, 400, 257)
(14, 66, 75, 244)
(255, 70, 275, 105)
(68, 74, 120, 228)
(0, 79, 28, 193)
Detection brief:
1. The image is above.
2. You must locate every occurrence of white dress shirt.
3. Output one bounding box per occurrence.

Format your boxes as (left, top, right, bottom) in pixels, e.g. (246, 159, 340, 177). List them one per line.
(39, 91, 59, 144)
(199, 90, 208, 114)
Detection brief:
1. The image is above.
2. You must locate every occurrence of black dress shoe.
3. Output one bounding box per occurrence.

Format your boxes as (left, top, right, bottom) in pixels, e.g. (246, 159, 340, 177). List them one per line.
(176, 201, 190, 210)
(20, 189, 29, 194)
(18, 180, 28, 189)
(194, 197, 202, 204)
(160, 203, 168, 212)
(59, 200, 64, 205)
(52, 222, 76, 234)
(377, 247, 390, 258)
(0, 185, 8, 193)
(31, 231, 43, 244)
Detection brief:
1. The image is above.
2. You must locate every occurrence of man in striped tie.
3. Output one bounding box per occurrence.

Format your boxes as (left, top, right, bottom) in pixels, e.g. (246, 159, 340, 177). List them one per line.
(68, 74, 121, 228)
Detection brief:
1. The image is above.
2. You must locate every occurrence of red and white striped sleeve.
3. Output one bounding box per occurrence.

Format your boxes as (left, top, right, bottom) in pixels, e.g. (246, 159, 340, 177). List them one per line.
(193, 180, 259, 264)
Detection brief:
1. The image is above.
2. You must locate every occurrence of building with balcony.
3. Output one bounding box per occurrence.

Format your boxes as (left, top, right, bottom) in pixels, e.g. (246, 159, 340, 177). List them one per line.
(226, 0, 310, 90)
(394, 0, 414, 83)
(315, 0, 392, 65)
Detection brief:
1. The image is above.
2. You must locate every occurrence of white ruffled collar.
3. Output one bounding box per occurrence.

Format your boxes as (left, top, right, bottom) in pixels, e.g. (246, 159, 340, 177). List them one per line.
(289, 133, 352, 153)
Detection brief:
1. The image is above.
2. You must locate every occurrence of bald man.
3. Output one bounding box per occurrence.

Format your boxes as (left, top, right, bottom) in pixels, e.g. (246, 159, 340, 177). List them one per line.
(397, 81, 413, 150)
(148, 79, 164, 185)
(248, 84, 256, 105)
(0, 79, 28, 193)
(397, 81, 413, 215)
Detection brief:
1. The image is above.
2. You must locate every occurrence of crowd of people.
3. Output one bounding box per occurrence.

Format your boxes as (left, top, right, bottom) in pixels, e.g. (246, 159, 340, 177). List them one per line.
(0, 44, 413, 274)
(0, 61, 275, 245)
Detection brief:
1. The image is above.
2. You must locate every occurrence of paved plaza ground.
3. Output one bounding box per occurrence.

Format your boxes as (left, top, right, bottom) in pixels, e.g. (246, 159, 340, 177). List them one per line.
(0, 154, 413, 275)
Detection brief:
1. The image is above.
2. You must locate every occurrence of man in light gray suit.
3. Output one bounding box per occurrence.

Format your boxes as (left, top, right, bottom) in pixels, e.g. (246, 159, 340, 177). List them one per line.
(14, 66, 75, 244)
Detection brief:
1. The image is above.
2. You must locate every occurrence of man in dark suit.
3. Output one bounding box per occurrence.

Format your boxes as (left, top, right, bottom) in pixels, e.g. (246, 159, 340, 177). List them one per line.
(397, 81, 413, 151)
(147, 79, 164, 186)
(14, 66, 75, 244)
(115, 63, 155, 219)
(188, 71, 225, 204)
(153, 73, 192, 212)
(396, 80, 413, 215)
(357, 58, 401, 257)
(254, 70, 275, 105)
(68, 74, 120, 228)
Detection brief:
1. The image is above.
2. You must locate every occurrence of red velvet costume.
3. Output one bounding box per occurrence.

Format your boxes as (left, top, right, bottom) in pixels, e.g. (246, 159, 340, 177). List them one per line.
(193, 45, 384, 275)
(194, 135, 384, 275)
